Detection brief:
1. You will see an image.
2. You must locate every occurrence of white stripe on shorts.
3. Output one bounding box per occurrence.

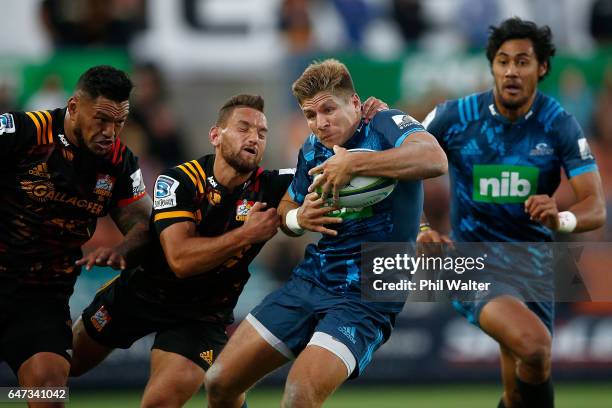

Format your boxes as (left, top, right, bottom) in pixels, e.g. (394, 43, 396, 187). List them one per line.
(245, 313, 295, 360)
(307, 331, 356, 377)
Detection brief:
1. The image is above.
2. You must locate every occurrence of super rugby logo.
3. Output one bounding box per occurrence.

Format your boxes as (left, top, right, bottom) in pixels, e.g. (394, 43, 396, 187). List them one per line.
(473, 165, 539, 203)
(0, 113, 16, 135)
(391, 114, 419, 130)
(154, 175, 180, 210)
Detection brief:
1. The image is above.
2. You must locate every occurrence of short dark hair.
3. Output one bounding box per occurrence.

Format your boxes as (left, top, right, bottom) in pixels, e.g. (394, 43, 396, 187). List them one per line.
(216, 94, 265, 126)
(486, 17, 556, 81)
(76, 65, 133, 102)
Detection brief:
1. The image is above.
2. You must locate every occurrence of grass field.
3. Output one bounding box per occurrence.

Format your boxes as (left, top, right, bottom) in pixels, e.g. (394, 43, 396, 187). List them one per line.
(62, 383, 612, 407)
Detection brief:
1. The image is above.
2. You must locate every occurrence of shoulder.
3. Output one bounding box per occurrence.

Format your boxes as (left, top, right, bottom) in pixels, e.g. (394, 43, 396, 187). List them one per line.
(2, 110, 51, 146)
(370, 109, 422, 133)
(535, 93, 567, 132)
(300, 133, 318, 161)
(261, 167, 295, 186)
(170, 157, 208, 191)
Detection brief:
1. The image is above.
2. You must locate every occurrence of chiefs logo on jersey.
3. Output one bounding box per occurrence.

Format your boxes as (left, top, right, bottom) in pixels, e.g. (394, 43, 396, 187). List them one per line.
(235, 199, 254, 221)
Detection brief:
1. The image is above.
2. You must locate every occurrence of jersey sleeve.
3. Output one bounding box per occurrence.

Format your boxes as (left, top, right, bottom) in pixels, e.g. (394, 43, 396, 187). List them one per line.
(421, 102, 454, 149)
(555, 113, 598, 179)
(265, 168, 295, 207)
(112, 146, 147, 208)
(287, 139, 314, 205)
(0, 111, 36, 158)
(152, 166, 199, 235)
(370, 109, 426, 148)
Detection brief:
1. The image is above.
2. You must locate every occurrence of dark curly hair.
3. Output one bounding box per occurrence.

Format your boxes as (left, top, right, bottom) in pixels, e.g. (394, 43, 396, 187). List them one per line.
(486, 17, 556, 81)
(76, 65, 133, 102)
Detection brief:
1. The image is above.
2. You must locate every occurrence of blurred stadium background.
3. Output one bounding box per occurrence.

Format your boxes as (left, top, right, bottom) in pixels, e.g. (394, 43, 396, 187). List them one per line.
(1, 0, 612, 406)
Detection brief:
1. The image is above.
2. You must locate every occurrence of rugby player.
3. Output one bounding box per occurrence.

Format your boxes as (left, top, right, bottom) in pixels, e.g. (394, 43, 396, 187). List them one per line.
(71, 93, 388, 407)
(0, 66, 151, 407)
(418, 18, 606, 408)
(205, 59, 448, 408)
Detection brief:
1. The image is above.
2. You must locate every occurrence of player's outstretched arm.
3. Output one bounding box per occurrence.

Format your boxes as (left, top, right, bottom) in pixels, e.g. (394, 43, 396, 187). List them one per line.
(76, 195, 153, 271)
(278, 190, 342, 237)
(525, 171, 606, 233)
(160, 202, 280, 279)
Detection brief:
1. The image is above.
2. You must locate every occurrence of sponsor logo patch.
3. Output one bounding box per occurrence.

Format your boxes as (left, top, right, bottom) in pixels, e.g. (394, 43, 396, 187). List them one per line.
(391, 114, 419, 130)
(207, 176, 218, 188)
(578, 138, 593, 160)
(279, 168, 296, 175)
(207, 189, 222, 206)
(90, 305, 111, 332)
(472, 164, 539, 203)
(154, 175, 180, 209)
(58, 133, 70, 147)
(130, 169, 146, 196)
(338, 326, 357, 344)
(529, 142, 554, 156)
(94, 174, 115, 198)
(0, 113, 16, 135)
(200, 350, 214, 366)
(235, 199, 254, 221)
(28, 162, 51, 179)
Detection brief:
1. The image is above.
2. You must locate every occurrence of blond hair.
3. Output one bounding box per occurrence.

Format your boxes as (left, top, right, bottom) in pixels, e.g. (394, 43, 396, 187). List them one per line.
(291, 59, 356, 105)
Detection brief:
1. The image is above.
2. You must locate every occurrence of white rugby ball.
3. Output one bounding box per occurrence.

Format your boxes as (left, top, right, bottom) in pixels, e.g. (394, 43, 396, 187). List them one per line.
(315, 148, 397, 208)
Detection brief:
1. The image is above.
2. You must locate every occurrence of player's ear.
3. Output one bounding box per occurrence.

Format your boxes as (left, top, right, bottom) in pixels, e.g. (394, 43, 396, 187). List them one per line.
(67, 96, 78, 121)
(352, 93, 361, 110)
(209, 126, 220, 147)
(538, 62, 548, 79)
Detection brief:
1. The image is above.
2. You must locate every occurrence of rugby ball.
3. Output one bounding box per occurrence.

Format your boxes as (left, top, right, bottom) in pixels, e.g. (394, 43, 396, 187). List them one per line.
(315, 148, 397, 208)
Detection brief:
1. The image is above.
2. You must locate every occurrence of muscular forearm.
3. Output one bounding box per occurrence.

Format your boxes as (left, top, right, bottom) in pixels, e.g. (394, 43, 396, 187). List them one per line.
(166, 228, 251, 279)
(114, 222, 150, 268)
(569, 194, 607, 233)
(350, 134, 447, 180)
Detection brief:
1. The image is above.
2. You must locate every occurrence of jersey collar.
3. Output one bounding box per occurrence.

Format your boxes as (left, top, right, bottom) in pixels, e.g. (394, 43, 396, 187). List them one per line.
(486, 89, 543, 125)
(206, 154, 262, 194)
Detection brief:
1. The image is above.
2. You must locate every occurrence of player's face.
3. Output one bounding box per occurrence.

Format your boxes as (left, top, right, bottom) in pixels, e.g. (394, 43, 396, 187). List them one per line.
(492, 38, 548, 113)
(301, 91, 361, 149)
(216, 107, 267, 173)
(70, 94, 129, 156)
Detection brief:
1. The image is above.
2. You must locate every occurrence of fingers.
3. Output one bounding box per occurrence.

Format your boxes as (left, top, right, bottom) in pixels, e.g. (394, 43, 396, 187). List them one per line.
(313, 225, 339, 236)
(524, 195, 549, 215)
(75, 254, 97, 271)
(106, 252, 127, 270)
(75, 248, 126, 271)
(308, 174, 324, 193)
(249, 201, 267, 214)
(441, 235, 454, 244)
(308, 165, 323, 177)
(361, 97, 388, 123)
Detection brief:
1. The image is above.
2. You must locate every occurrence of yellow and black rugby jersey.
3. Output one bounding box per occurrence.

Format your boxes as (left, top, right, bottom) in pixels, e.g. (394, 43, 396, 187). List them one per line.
(0, 109, 146, 300)
(127, 154, 293, 323)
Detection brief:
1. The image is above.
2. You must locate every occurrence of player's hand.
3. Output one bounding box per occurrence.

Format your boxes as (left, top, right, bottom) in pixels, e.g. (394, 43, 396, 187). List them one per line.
(297, 192, 343, 236)
(524, 194, 559, 230)
(242, 202, 281, 243)
(361, 96, 388, 123)
(75, 247, 127, 271)
(416, 228, 453, 257)
(308, 145, 352, 204)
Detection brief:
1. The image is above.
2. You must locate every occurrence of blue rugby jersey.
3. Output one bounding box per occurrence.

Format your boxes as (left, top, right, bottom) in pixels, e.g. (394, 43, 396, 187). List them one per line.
(288, 110, 425, 308)
(424, 90, 597, 243)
